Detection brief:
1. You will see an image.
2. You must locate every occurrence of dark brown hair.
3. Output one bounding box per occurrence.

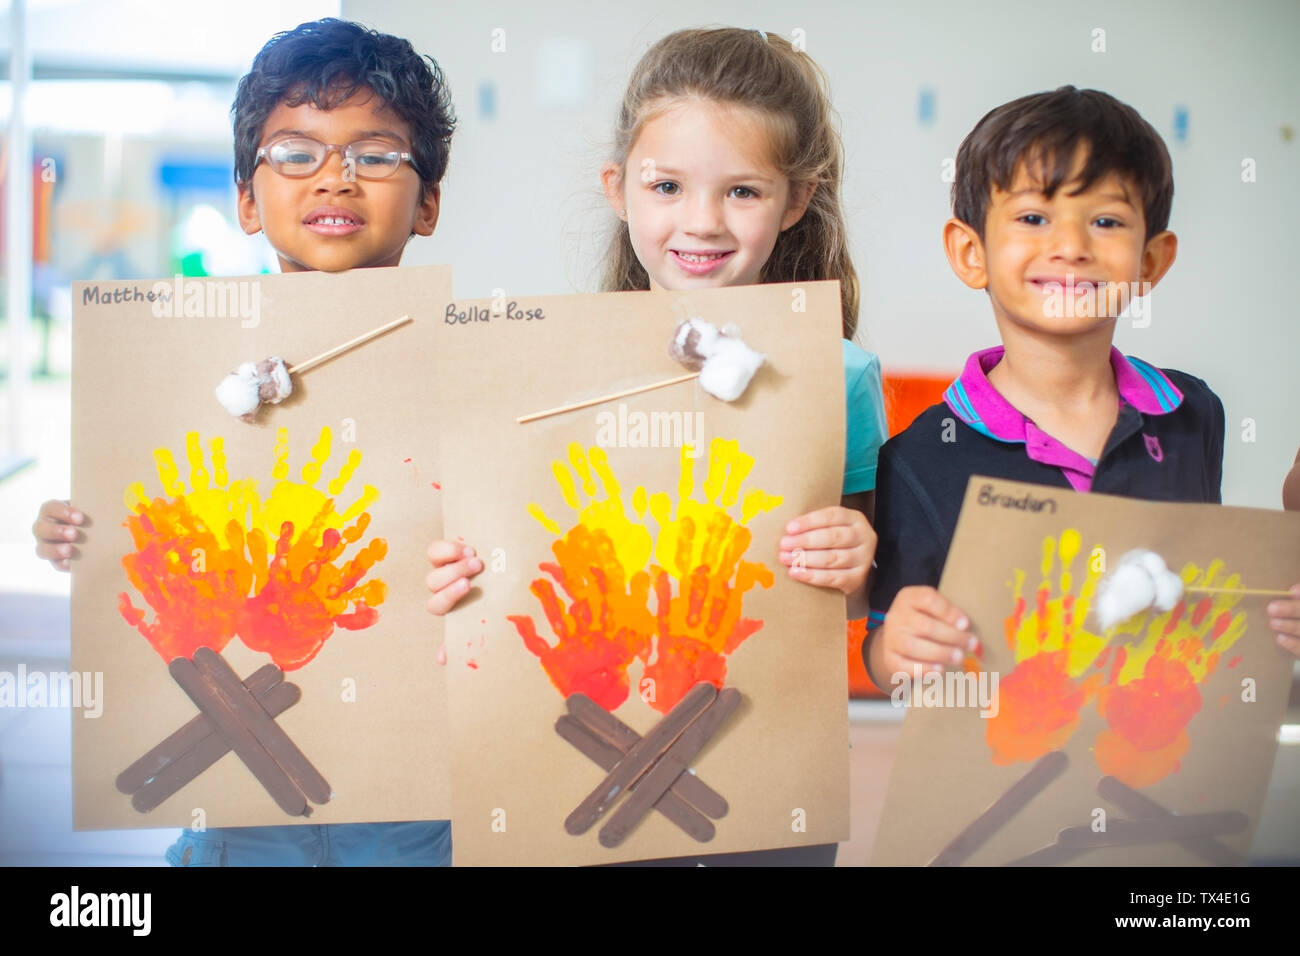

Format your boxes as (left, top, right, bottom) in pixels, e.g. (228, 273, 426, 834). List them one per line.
(952, 86, 1173, 241)
(601, 28, 859, 339)
(232, 18, 455, 200)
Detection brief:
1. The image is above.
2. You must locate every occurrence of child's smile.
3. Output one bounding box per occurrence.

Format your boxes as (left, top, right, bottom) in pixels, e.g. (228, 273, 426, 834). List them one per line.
(976, 159, 1161, 335)
(237, 91, 438, 274)
(605, 98, 811, 291)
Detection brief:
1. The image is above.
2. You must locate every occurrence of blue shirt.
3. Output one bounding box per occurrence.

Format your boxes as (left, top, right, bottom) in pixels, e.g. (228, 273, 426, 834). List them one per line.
(843, 339, 888, 496)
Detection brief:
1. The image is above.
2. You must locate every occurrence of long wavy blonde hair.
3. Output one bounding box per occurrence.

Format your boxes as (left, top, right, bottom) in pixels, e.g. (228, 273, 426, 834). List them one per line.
(600, 27, 859, 339)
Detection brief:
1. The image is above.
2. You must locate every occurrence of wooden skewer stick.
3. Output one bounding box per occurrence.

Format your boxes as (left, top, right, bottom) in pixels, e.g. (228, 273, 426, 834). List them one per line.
(1186, 587, 1293, 597)
(518, 372, 699, 424)
(287, 315, 412, 376)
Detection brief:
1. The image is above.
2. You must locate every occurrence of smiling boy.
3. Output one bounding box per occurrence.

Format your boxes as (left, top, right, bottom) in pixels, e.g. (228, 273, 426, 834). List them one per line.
(865, 86, 1300, 684)
(34, 18, 456, 865)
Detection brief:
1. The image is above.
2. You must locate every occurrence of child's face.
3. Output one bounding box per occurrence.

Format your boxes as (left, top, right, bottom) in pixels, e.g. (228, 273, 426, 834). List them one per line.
(602, 99, 812, 291)
(957, 152, 1174, 337)
(237, 90, 439, 273)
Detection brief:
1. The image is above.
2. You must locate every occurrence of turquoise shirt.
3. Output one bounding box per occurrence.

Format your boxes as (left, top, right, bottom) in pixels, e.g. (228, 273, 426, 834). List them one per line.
(843, 338, 888, 495)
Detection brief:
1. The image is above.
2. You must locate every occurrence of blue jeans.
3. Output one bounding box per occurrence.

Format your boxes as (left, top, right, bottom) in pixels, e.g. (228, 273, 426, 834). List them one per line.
(165, 821, 452, 866)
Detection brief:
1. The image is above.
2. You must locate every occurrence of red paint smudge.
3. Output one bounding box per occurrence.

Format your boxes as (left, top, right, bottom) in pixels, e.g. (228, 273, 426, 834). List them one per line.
(431, 482, 442, 490)
(1227, 655, 1243, 669)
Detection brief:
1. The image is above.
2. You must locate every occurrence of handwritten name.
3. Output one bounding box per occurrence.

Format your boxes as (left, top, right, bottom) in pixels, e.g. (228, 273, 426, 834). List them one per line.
(977, 483, 1057, 514)
(444, 301, 545, 324)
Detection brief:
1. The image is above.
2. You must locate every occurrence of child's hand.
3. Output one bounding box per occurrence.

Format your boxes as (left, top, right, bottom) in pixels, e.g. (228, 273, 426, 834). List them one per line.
(33, 499, 86, 572)
(1269, 584, 1300, 660)
(866, 586, 979, 687)
(425, 540, 483, 615)
(778, 505, 876, 597)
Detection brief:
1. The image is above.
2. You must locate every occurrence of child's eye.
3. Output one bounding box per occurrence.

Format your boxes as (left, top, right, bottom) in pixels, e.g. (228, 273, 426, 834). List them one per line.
(729, 186, 758, 199)
(1093, 217, 1124, 228)
(652, 181, 680, 196)
(1018, 213, 1046, 225)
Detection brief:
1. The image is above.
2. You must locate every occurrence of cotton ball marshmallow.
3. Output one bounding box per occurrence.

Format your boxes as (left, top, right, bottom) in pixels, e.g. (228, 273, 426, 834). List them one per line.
(669, 318, 722, 371)
(1094, 549, 1185, 630)
(669, 318, 765, 401)
(215, 356, 293, 423)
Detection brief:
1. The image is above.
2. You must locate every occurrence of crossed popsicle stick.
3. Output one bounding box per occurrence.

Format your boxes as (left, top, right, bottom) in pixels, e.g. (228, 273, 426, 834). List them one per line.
(557, 682, 741, 848)
(116, 647, 331, 816)
(926, 750, 1247, 866)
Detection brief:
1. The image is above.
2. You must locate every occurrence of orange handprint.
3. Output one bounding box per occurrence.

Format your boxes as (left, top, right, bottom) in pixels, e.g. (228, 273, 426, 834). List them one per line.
(1093, 562, 1246, 786)
(118, 427, 387, 670)
(511, 438, 782, 714)
(985, 532, 1248, 788)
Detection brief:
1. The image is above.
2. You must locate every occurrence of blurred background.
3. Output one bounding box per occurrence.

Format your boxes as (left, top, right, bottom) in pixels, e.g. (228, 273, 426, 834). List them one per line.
(1, 0, 1296, 865)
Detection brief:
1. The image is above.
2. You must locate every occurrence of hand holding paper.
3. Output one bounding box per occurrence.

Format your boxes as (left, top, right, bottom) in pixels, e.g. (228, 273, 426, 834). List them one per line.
(867, 586, 979, 687)
(33, 499, 86, 572)
(425, 539, 483, 616)
(1270, 584, 1300, 659)
(778, 505, 877, 596)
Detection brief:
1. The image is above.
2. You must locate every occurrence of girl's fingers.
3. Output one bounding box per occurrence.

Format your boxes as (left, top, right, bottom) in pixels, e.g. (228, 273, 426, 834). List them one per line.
(781, 547, 861, 570)
(425, 556, 483, 595)
(779, 524, 863, 553)
(428, 540, 474, 566)
(784, 506, 852, 535)
(1277, 633, 1300, 660)
(426, 577, 472, 616)
(787, 564, 863, 595)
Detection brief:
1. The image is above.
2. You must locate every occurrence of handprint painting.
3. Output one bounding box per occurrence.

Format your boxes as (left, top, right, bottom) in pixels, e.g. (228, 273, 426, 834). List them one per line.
(117, 427, 387, 670)
(872, 477, 1300, 866)
(984, 529, 1246, 788)
(507, 438, 781, 714)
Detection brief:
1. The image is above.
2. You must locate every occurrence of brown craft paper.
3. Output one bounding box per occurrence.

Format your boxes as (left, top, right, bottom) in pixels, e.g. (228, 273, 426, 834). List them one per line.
(435, 282, 850, 865)
(872, 476, 1300, 866)
(71, 266, 452, 828)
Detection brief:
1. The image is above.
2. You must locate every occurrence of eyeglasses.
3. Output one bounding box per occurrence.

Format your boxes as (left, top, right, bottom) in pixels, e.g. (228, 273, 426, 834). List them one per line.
(254, 136, 418, 180)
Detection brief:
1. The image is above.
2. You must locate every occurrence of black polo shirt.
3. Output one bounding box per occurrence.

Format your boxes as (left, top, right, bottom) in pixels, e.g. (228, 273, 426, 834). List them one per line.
(866, 348, 1224, 634)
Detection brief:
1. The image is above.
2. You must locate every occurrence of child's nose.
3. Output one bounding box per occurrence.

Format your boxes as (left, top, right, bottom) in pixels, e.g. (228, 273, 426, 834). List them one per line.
(685, 195, 725, 234)
(1048, 217, 1091, 259)
(313, 150, 359, 192)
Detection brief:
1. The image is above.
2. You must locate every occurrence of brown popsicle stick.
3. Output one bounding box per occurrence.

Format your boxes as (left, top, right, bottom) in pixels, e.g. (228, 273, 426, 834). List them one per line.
(598, 688, 742, 848)
(556, 715, 714, 842)
(117, 664, 284, 795)
(132, 682, 301, 813)
(1056, 812, 1249, 848)
(1096, 776, 1244, 865)
(193, 647, 331, 806)
(1003, 843, 1087, 867)
(169, 656, 308, 816)
(566, 693, 729, 819)
(565, 682, 717, 835)
(929, 750, 1069, 867)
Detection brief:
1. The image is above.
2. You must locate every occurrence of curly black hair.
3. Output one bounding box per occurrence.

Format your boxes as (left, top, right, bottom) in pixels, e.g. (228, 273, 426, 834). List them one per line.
(232, 18, 455, 199)
(953, 86, 1173, 241)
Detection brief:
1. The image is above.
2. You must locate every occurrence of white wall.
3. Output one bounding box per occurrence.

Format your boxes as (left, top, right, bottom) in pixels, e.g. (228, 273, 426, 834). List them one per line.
(345, 0, 1299, 508)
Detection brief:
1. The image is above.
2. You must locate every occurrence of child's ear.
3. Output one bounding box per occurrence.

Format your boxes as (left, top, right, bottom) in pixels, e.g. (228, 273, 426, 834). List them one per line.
(236, 182, 262, 235)
(780, 180, 817, 231)
(943, 217, 989, 290)
(1138, 230, 1177, 289)
(412, 184, 441, 237)
(600, 162, 627, 219)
